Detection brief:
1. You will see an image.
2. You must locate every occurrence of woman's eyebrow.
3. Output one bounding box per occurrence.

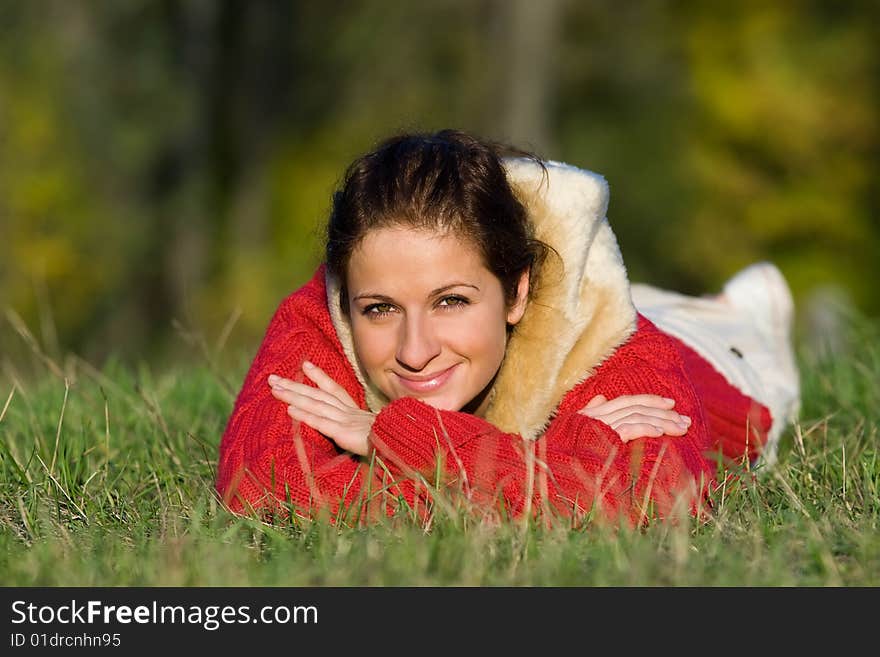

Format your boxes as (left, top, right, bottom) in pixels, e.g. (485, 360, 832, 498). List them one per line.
(428, 282, 480, 296)
(352, 283, 479, 303)
(352, 292, 395, 303)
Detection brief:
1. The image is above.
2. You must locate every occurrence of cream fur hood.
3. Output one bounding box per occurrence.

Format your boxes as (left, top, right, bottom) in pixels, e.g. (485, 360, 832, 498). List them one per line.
(325, 158, 637, 440)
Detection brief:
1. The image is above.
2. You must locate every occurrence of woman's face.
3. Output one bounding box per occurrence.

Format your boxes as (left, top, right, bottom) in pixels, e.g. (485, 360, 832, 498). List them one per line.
(346, 226, 528, 414)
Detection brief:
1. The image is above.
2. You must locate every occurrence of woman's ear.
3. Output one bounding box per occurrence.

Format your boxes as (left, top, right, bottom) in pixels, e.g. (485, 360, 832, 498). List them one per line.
(506, 269, 530, 326)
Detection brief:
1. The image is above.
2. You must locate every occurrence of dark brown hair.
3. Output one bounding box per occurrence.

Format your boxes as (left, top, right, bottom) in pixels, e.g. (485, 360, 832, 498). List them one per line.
(326, 129, 550, 314)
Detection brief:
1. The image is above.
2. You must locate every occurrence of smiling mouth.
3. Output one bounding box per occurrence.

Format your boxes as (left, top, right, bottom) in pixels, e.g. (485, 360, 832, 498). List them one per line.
(393, 364, 459, 393)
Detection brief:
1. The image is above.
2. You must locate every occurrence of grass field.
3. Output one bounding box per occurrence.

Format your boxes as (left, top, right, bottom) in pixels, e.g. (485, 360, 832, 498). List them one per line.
(1, 316, 878, 587)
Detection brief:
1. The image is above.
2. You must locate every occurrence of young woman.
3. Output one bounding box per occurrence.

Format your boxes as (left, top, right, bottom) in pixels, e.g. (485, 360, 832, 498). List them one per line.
(215, 130, 800, 525)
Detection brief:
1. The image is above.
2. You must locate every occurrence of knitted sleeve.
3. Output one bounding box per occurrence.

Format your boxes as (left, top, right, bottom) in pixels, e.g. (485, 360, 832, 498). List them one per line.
(215, 293, 382, 521)
(369, 322, 716, 524)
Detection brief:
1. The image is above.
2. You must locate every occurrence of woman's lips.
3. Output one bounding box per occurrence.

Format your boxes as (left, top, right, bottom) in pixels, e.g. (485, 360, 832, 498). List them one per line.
(394, 364, 459, 393)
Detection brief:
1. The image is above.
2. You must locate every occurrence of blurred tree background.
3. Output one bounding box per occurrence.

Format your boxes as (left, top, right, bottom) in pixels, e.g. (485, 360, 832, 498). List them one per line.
(2, 0, 878, 370)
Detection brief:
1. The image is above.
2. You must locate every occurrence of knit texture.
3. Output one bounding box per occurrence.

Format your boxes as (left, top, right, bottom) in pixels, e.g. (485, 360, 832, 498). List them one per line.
(216, 266, 771, 525)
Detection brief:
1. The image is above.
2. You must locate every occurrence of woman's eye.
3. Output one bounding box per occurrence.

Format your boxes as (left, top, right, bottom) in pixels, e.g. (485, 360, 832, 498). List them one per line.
(363, 303, 395, 317)
(438, 295, 469, 309)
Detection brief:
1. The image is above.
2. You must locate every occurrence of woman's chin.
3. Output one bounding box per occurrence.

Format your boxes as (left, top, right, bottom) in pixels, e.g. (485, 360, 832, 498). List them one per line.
(422, 396, 462, 412)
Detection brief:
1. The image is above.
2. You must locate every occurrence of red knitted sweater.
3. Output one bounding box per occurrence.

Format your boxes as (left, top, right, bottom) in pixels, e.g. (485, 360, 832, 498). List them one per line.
(216, 267, 771, 525)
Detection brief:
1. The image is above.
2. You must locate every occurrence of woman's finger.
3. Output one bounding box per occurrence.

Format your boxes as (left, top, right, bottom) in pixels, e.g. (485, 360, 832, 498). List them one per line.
(269, 384, 343, 414)
(270, 383, 348, 422)
(585, 395, 607, 409)
(302, 361, 358, 407)
(288, 405, 342, 438)
(610, 414, 689, 437)
(581, 394, 675, 416)
(589, 405, 689, 427)
(268, 365, 357, 409)
(286, 391, 348, 422)
(615, 423, 667, 443)
(267, 374, 295, 388)
(609, 411, 689, 432)
(269, 378, 350, 411)
(287, 402, 374, 456)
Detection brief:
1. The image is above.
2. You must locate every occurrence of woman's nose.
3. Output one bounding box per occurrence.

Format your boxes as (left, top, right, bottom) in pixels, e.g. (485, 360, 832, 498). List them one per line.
(396, 315, 441, 371)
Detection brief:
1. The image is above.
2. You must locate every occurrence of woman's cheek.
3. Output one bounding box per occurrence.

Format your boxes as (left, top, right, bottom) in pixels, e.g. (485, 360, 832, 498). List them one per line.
(352, 324, 395, 376)
(449, 322, 507, 394)
(463, 316, 507, 366)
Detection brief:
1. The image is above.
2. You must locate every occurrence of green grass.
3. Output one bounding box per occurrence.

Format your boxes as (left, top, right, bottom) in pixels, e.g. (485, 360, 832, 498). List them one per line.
(1, 319, 878, 586)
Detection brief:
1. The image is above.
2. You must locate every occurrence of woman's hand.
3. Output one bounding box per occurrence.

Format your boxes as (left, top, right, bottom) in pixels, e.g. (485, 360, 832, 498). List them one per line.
(578, 394, 691, 443)
(268, 361, 375, 456)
